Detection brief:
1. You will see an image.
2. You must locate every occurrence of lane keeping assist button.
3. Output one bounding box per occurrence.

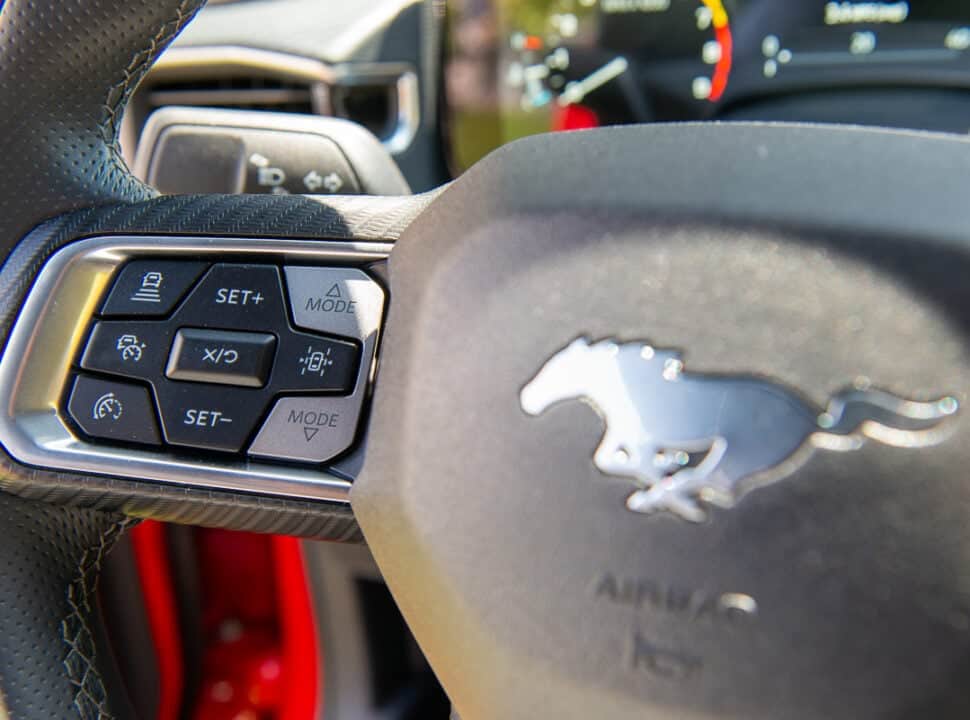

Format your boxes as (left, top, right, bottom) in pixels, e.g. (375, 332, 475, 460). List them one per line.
(166, 328, 276, 388)
(273, 329, 358, 393)
(248, 395, 359, 463)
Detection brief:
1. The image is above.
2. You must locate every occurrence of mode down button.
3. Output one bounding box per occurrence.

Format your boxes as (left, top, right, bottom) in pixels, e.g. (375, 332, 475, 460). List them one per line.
(248, 395, 359, 463)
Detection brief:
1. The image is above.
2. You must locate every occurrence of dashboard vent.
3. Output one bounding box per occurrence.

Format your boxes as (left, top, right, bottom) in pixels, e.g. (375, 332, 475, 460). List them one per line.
(145, 76, 319, 115)
(332, 82, 397, 141)
(122, 48, 419, 165)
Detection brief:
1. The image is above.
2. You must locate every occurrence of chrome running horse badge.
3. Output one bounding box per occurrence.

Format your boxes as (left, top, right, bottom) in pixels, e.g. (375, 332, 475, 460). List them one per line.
(521, 338, 958, 522)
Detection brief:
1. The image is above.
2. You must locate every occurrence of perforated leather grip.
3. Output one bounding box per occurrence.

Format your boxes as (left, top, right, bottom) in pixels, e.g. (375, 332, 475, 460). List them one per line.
(0, 0, 205, 251)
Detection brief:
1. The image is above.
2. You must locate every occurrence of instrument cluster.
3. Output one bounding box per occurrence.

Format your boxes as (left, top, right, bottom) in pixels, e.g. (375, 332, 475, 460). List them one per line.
(445, 0, 970, 171)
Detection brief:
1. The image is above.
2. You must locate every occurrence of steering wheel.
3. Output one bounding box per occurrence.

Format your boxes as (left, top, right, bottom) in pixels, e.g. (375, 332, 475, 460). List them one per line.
(3, 1, 970, 718)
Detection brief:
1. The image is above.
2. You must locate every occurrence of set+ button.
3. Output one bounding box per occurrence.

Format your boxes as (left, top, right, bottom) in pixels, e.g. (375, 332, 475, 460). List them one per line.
(175, 264, 286, 329)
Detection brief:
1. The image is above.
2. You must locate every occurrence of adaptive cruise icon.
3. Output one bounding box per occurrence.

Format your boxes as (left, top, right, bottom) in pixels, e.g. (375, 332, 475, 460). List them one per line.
(521, 337, 958, 522)
(92, 392, 124, 422)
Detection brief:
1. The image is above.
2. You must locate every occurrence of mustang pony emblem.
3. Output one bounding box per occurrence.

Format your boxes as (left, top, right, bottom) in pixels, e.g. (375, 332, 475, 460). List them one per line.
(520, 338, 959, 522)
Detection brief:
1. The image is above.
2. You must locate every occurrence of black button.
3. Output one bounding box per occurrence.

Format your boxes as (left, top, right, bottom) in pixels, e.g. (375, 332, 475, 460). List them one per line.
(175, 264, 286, 330)
(271, 329, 359, 393)
(80, 321, 174, 381)
(67, 375, 161, 446)
(155, 382, 269, 452)
(148, 129, 247, 194)
(101, 261, 208, 317)
(166, 328, 276, 388)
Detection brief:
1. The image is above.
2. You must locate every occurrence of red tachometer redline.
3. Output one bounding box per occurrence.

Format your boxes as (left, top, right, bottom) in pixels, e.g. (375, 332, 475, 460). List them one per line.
(702, 0, 733, 102)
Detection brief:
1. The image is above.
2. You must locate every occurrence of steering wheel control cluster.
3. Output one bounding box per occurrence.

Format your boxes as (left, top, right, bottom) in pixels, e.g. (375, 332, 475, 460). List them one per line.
(0, 236, 390, 503)
(67, 260, 383, 463)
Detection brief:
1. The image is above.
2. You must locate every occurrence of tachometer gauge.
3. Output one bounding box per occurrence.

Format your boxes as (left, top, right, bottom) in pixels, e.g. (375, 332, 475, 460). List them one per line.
(502, 0, 734, 125)
(445, 0, 739, 172)
(446, 0, 970, 176)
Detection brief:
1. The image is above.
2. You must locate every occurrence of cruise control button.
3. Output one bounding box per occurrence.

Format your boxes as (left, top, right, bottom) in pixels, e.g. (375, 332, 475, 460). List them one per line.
(101, 260, 208, 316)
(155, 383, 269, 452)
(272, 330, 358, 392)
(176, 264, 286, 329)
(284, 267, 384, 341)
(166, 328, 276, 388)
(248, 395, 359, 463)
(80, 321, 173, 381)
(67, 375, 161, 446)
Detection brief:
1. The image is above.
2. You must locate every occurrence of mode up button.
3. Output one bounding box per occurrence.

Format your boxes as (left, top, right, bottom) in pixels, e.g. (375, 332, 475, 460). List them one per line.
(285, 266, 384, 342)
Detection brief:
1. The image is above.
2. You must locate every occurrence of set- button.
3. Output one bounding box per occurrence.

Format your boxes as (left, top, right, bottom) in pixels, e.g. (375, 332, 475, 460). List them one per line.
(155, 383, 267, 452)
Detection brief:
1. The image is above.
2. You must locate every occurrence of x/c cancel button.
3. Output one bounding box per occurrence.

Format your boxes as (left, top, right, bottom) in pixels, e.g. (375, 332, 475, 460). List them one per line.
(248, 395, 359, 463)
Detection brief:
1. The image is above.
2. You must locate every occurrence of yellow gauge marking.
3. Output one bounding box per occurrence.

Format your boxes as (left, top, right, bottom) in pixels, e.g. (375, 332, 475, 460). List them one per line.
(701, 0, 729, 29)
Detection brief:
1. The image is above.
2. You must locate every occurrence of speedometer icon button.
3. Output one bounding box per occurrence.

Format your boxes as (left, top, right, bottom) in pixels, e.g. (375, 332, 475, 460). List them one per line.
(93, 392, 123, 421)
(68, 375, 161, 446)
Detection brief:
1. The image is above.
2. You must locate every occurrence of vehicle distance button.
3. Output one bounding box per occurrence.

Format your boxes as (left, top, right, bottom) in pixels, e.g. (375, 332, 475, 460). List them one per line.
(101, 260, 208, 317)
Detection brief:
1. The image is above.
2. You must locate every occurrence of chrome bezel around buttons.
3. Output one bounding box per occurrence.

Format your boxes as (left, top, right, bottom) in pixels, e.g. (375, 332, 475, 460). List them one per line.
(0, 235, 390, 503)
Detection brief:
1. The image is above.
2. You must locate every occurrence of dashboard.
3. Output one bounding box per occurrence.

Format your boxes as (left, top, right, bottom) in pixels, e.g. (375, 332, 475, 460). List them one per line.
(445, 0, 970, 171)
(129, 0, 970, 187)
